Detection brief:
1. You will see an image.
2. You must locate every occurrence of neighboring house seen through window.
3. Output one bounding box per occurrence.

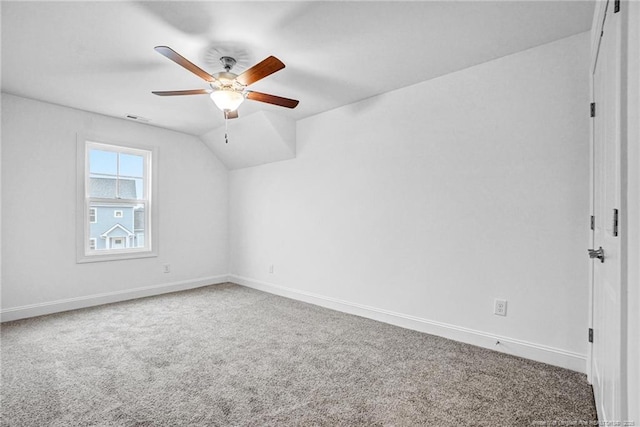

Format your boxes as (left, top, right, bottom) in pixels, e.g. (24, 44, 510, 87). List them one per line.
(77, 139, 156, 262)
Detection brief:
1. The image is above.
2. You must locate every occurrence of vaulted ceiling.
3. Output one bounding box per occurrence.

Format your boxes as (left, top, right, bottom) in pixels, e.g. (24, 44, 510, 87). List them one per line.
(2, 1, 594, 137)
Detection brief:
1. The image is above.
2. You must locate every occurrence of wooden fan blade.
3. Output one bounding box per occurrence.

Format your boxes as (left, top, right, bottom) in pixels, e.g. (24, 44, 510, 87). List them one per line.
(236, 56, 285, 86)
(152, 89, 212, 96)
(246, 91, 299, 109)
(224, 110, 239, 119)
(154, 46, 214, 83)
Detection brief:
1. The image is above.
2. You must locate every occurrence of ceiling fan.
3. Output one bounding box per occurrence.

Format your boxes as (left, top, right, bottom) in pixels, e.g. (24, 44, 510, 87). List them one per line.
(152, 46, 299, 120)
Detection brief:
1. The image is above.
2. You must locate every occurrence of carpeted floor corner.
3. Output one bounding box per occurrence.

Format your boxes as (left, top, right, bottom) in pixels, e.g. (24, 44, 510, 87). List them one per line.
(1, 283, 597, 426)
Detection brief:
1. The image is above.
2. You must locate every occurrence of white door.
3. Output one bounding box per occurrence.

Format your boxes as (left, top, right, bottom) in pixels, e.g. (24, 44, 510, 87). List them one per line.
(591, 1, 623, 422)
(111, 237, 125, 249)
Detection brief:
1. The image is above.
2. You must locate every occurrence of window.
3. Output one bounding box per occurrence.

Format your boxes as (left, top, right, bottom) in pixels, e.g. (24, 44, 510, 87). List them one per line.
(77, 137, 157, 263)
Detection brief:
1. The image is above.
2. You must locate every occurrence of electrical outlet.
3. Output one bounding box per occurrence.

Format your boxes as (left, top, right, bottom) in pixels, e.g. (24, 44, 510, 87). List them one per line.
(494, 299, 507, 316)
(269, 264, 274, 274)
(163, 264, 171, 274)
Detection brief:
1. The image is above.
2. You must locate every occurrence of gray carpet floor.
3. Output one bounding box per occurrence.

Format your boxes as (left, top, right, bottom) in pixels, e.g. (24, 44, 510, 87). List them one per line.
(1, 283, 597, 426)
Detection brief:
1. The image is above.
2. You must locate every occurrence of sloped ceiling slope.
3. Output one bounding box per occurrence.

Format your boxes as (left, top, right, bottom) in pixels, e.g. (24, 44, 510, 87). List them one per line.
(201, 111, 295, 170)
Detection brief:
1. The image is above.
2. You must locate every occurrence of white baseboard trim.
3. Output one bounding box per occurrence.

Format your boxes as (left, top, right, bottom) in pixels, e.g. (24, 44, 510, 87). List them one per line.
(231, 274, 587, 373)
(1, 274, 230, 322)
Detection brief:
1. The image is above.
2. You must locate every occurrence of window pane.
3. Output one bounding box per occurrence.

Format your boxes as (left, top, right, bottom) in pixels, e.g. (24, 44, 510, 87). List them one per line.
(133, 206, 146, 248)
(89, 149, 117, 175)
(119, 153, 144, 178)
(88, 202, 144, 251)
(88, 148, 145, 200)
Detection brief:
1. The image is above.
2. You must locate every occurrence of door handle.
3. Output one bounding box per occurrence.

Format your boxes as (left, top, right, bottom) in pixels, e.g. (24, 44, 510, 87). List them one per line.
(588, 247, 605, 263)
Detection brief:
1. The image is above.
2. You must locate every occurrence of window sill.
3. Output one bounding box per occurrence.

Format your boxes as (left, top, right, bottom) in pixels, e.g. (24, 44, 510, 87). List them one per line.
(76, 249, 158, 264)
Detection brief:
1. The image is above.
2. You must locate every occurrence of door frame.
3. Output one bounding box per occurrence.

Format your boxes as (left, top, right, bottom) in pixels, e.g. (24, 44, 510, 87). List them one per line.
(620, 1, 640, 423)
(587, 0, 609, 386)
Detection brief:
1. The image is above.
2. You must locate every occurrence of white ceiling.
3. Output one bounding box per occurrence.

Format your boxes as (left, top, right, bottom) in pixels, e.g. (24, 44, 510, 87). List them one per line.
(1, 1, 594, 137)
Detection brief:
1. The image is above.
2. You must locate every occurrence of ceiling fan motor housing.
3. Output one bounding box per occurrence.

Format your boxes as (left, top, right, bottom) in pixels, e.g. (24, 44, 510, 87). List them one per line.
(219, 56, 237, 72)
(210, 71, 246, 93)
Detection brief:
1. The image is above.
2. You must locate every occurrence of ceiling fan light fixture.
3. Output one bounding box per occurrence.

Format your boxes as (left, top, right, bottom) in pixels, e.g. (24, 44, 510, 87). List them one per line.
(210, 89, 245, 112)
(153, 47, 299, 119)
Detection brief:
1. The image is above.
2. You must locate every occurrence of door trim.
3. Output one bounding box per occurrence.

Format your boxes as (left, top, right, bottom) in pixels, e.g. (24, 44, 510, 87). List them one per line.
(587, 0, 609, 385)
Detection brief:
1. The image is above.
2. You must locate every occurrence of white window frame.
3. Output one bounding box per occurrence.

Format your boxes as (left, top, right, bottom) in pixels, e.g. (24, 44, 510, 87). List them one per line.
(89, 208, 97, 223)
(89, 238, 97, 250)
(114, 210, 123, 218)
(76, 135, 158, 263)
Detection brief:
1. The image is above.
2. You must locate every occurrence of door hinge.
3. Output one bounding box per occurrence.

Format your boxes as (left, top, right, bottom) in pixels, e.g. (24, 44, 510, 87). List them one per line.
(614, 0, 620, 13)
(588, 328, 594, 343)
(590, 102, 596, 117)
(590, 215, 595, 230)
(613, 208, 619, 237)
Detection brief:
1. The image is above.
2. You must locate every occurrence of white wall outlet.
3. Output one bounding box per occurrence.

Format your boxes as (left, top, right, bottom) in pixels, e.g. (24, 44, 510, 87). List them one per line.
(269, 264, 274, 274)
(163, 264, 171, 274)
(494, 299, 507, 316)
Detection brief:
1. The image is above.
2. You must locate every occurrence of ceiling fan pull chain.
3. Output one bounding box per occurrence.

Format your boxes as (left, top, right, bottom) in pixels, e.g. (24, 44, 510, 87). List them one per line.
(224, 111, 229, 144)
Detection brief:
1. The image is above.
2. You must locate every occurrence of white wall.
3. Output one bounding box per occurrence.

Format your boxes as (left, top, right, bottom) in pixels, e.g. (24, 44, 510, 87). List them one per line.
(229, 33, 591, 372)
(1, 94, 229, 320)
